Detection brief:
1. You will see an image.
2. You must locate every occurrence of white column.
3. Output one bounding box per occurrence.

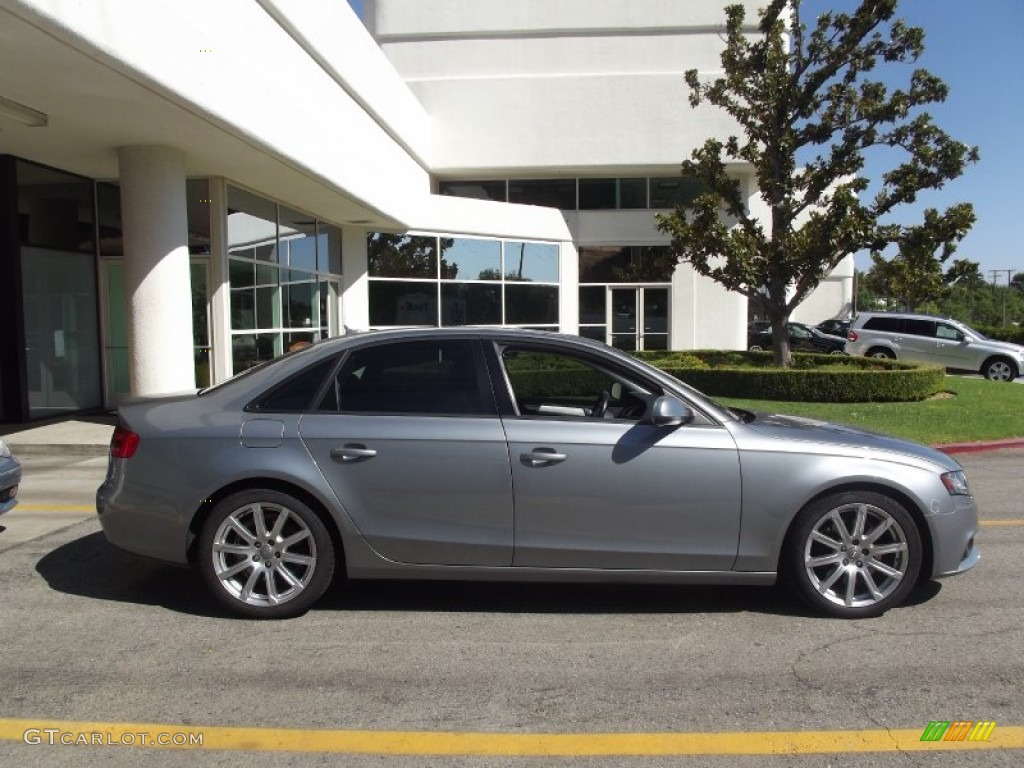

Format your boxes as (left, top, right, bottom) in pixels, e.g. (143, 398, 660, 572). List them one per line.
(558, 240, 579, 335)
(341, 227, 370, 330)
(117, 145, 195, 395)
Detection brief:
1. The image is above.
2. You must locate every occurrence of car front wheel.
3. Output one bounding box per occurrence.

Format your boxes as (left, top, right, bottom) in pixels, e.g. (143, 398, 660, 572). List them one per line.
(786, 491, 922, 618)
(198, 490, 335, 619)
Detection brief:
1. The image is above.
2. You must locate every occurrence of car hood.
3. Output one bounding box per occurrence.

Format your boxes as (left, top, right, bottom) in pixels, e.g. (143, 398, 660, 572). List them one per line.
(980, 338, 1024, 357)
(736, 412, 959, 471)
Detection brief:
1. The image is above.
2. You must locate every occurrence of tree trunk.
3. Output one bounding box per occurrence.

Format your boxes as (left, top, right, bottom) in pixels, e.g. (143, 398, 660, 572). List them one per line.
(770, 316, 792, 368)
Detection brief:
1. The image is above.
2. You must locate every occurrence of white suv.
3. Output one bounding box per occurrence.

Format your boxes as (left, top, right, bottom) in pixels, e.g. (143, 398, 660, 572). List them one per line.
(846, 312, 1024, 381)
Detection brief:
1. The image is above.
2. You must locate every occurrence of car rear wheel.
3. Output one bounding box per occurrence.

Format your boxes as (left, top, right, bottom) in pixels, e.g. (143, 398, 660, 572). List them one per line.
(786, 491, 921, 618)
(867, 348, 895, 359)
(198, 490, 335, 619)
(982, 357, 1017, 381)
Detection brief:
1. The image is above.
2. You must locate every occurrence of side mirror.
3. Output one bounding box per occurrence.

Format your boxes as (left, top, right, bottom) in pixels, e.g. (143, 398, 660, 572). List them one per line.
(649, 396, 693, 427)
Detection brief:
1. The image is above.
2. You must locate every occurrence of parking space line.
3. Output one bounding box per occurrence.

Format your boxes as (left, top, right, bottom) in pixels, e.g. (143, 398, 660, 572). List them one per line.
(12, 505, 94, 513)
(980, 520, 1024, 526)
(1, 718, 1022, 755)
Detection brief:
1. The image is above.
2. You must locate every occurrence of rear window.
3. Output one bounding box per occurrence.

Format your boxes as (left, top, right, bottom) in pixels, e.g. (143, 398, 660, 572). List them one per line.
(862, 317, 904, 333)
(249, 357, 338, 412)
(903, 319, 935, 338)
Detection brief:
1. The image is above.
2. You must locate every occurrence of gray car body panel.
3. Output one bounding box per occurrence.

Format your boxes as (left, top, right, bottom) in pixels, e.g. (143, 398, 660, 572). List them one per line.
(0, 449, 21, 516)
(96, 327, 979, 586)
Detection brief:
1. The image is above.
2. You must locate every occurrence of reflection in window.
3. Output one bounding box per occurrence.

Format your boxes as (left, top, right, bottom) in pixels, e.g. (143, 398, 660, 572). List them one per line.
(505, 242, 559, 283)
(579, 246, 676, 283)
(438, 179, 507, 202)
(227, 186, 278, 261)
(368, 233, 438, 278)
(279, 206, 317, 272)
(441, 238, 501, 281)
(319, 340, 490, 415)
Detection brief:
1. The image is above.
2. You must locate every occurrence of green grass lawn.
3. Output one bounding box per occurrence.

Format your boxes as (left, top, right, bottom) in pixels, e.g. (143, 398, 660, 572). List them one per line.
(714, 376, 1024, 445)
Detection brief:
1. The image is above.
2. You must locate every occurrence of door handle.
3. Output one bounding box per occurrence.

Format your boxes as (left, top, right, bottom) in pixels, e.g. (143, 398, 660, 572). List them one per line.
(520, 448, 567, 467)
(330, 444, 377, 462)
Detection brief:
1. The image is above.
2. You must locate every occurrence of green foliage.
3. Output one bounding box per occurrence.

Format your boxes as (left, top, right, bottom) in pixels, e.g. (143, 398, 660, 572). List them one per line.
(656, 0, 978, 368)
(635, 350, 943, 402)
(858, 269, 1024, 327)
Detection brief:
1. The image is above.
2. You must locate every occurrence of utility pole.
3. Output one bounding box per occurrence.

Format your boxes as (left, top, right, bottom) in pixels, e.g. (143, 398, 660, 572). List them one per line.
(988, 269, 1015, 326)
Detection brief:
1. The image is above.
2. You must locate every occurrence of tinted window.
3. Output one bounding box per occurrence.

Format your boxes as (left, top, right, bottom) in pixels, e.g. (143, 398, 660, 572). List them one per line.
(252, 357, 338, 412)
(863, 317, 904, 333)
(318, 340, 492, 415)
(903, 319, 936, 338)
(508, 179, 576, 210)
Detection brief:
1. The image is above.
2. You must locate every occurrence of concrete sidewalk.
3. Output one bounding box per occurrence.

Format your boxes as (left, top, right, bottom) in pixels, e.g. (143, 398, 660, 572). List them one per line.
(0, 415, 116, 457)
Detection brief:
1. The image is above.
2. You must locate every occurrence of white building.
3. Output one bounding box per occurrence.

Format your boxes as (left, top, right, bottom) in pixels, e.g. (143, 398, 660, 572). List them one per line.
(0, 0, 852, 423)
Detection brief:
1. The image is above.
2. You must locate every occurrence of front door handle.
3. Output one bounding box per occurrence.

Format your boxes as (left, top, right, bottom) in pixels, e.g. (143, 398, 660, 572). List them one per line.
(330, 444, 377, 462)
(520, 448, 567, 467)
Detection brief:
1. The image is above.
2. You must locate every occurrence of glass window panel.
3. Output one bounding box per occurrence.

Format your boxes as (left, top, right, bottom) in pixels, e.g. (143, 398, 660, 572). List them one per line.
(369, 281, 438, 326)
(438, 179, 507, 202)
(190, 262, 209, 346)
(284, 279, 315, 329)
(186, 179, 211, 255)
(229, 259, 255, 330)
(578, 178, 647, 210)
(227, 185, 278, 261)
(279, 206, 317, 272)
(322, 340, 491, 415)
(367, 233, 438, 278)
(579, 286, 606, 325)
(643, 288, 669, 334)
(256, 285, 279, 329)
(229, 258, 255, 289)
(505, 284, 559, 325)
(317, 224, 342, 275)
(441, 283, 501, 326)
(254, 357, 337, 412)
(97, 182, 122, 257)
(579, 326, 606, 343)
(579, 246, 675, 283)
(649, 176, 705, 209)
(508, 179, 576, 210)
(16, 160, 95, 253)
(504, 242, 559, 283)
(232, 333, 279, 373)
(441, 237, 501, 281)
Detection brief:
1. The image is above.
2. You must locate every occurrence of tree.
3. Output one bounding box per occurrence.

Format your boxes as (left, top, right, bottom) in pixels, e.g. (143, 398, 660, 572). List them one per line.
(656, 0, 978, 365)
(862, 205, 977, 310)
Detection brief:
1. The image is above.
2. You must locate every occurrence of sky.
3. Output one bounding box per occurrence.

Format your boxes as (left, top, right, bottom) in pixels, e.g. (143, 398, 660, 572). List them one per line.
(347, 1, 1022, 280)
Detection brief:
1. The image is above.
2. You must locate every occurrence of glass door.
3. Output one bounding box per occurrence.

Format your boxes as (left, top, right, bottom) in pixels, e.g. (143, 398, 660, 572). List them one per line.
(608, 287, 669, 351)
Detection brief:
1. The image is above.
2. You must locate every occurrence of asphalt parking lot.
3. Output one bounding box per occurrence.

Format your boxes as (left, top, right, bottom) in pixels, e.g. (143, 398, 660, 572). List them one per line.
(0, 450, 1021, 766)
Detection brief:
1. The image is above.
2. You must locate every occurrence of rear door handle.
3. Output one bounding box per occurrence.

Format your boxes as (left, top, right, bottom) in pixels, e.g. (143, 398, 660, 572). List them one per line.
(330, 444, 377, 462)
(520, 448, 567, 467)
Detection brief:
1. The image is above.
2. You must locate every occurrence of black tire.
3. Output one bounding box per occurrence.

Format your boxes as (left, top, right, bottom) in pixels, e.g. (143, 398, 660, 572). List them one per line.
(866, 348, 895, 359)
(982, 357, 1017, 382)
(784, 491, 922, 619)
(198, 489, 335, 619)
(748, 344, 765, 352)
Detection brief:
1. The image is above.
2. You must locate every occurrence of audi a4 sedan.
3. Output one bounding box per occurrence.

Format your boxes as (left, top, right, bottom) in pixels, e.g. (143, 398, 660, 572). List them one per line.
(97, 328, 979, 620)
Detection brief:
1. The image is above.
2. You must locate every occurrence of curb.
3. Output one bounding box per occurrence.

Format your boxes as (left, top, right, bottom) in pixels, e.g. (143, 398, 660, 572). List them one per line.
(935, 438, 1024, 455)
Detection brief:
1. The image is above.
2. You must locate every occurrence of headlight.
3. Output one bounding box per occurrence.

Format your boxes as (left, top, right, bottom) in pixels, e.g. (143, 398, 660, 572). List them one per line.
(941, 470, 971, 496)
(0, 439, 10, 459)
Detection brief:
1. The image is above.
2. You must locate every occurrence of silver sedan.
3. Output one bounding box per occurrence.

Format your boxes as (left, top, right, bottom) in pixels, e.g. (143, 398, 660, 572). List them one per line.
(96, 328, 979, 619)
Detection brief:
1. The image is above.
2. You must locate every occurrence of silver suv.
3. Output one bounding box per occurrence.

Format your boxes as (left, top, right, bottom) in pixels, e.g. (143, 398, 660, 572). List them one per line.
(846, 312, 1024, 381)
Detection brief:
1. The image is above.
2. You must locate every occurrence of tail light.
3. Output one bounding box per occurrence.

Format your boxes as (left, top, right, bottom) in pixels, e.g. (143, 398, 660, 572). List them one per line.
(847, 331, 858, 342)
(110, 425, 140, 459)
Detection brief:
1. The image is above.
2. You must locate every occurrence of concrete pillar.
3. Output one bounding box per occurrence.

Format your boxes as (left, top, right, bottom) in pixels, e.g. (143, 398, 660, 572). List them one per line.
(117, 145, 195, 395)
(341, 227, 370, 330)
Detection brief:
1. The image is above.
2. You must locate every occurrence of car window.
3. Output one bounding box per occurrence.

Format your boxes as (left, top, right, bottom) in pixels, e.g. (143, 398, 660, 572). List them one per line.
(862, 316, 903, 333)
(903, 319, 936, 338)
(250, 357, 339, 412)
(935, 323, 963, 341)
(316, 339, 493, 416)
(790, 325, 812, 339)
(500, 347, 651, 420)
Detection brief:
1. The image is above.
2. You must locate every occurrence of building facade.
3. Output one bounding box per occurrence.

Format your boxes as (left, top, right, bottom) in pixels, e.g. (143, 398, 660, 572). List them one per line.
(0, 0, 851, 423)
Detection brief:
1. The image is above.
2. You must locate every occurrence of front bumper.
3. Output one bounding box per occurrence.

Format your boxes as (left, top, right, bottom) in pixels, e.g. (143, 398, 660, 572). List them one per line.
(0, 456, 21, 516)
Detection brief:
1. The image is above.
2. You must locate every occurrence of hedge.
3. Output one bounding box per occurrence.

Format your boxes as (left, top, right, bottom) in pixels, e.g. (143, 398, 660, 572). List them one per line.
(633, 350, 945, 403)
(975, 325, 1024, 345)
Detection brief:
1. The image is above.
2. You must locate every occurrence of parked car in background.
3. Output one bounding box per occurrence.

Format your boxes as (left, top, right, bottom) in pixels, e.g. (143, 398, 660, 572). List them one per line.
(0, 438, 21, 516)
(816, 318, 851, 338)
(748, 322, 846, 354)
(846, 312, 1024, 381)
(97, 328, 978, 621)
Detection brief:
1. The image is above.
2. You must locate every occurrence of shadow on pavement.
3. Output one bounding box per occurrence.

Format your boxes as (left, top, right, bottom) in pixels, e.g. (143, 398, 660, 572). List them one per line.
(35, 529, 943, 620)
